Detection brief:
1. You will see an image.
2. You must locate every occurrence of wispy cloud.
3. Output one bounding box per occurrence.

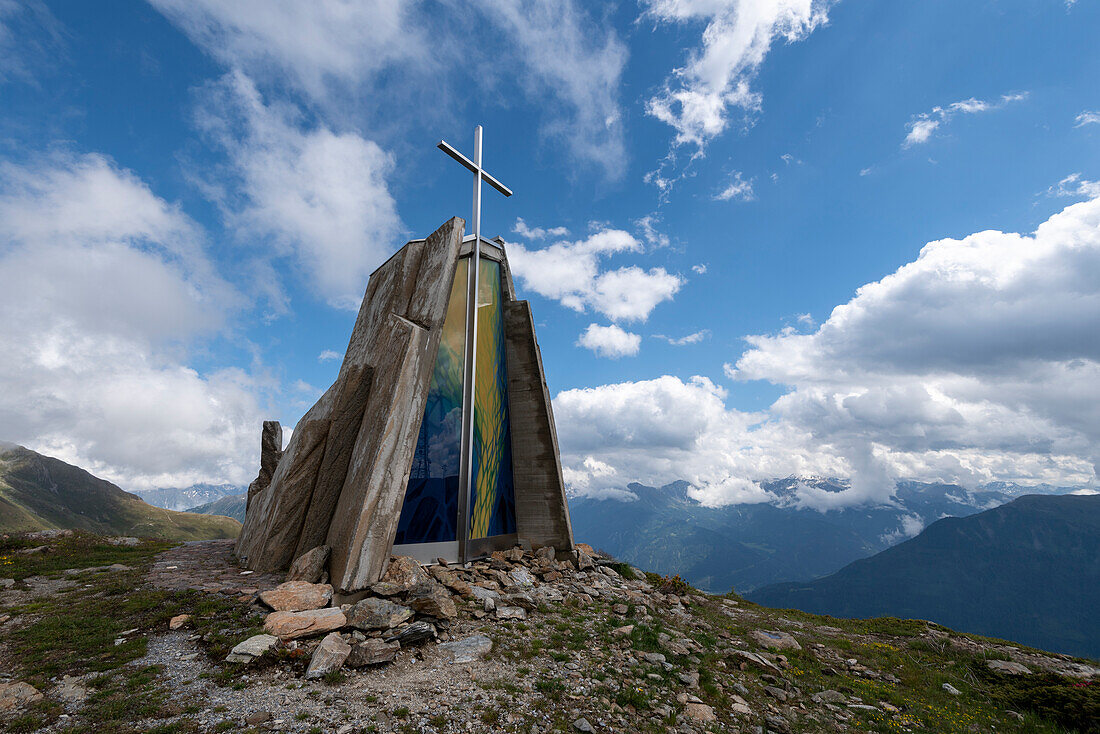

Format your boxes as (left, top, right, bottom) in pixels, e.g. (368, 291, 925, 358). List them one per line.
(714, 171, 755, 201)
(655, 329, 710, 346)
(904, 93, 1028, 147)
(1075, 111, 1100, 128)
(1047, 173, 1100, 199)
(318, 349, 341, 362)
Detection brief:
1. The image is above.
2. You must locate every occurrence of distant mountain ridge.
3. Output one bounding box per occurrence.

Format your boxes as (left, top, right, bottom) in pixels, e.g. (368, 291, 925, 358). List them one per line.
(568, 477, 1083, 594)
(187, 493, 246, 522)
(0, 445, 240, 540)
(750, 494, 1100, 660)
(133, 483, 245, 511)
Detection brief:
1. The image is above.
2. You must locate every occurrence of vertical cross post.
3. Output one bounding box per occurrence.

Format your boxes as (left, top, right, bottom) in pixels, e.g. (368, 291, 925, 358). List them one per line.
(438, 126, 512, 564)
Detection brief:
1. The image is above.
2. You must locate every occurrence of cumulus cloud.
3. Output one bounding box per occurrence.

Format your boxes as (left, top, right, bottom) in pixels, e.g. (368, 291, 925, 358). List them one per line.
(0, 153, 264, 490)
(879, 513, 924, 544)
(507, 228, 683, 321)
(643, 0, 831, 149)
(197, 71, 403, 310)
(554, 197, 1100, 509)
(576, 323, 642, 358)
(903, 93, 1027, 147)
(714, 171, 755, 201)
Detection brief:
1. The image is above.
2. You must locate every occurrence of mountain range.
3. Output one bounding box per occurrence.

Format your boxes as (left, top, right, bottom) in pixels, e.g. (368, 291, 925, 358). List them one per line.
(568, 477, 1083, 594)
(187, 493, 247, 522)
(0, 444, 240, 540)
(132, 483, 245, 512)
(751, 493, 1100, 660)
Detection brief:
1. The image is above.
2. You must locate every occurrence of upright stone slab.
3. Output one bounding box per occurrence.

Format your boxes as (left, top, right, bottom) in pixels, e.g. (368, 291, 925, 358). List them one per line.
(503, 300, 573, 551)
(237, 216, 573, 591)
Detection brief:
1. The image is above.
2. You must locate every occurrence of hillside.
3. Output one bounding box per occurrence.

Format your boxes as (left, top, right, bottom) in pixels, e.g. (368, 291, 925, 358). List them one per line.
(0, 531, 1096, 733)
(186, 493, 246, 522)
(0, 445, 240, 541)
(751, 494, 1100, 660)
(568, 478, 1050, 594)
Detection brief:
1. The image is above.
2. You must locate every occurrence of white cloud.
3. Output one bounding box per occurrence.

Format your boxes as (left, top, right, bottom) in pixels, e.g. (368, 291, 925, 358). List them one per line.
(635, 214, 671, 248)
(795, 312, 815, 327)
(0, 0, 63, 83)
(318, 349, 342, 362)
(714, 171, 755, 201)
(513, 218, 569, 240)
(656, 329, 710, 345)
(1047, 173, 1100, 199)
(197, 71, 403, 310)
(475, 0, 627, 177)
(508, 228, 683, 321)
(879, 513, 924, 544)
(576, 323, 642, 358)
(692, 263, 708, 274)
(553, 197, 1100, 509)
(0, 153, 265, 490)
(904, 93, 1028, 147)
(643, 0, 831, 149)
(1074, 111, 1100, 127)
(147, 0, 425, 102)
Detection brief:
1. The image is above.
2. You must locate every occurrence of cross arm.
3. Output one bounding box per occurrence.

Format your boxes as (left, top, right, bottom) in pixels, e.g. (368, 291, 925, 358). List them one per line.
(437, 140, 513, 197)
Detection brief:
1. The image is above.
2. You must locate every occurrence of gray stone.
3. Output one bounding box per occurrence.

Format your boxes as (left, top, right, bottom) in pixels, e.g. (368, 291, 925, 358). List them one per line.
(286, 545, 330, 583)
(347, 638, 400, 667)
(812, 689, 846, 704)
(752, 630, 802, 651)
(509, 566, 536, 587)
(347, 597, 414, 630)
(385, 620, 436, 645)
(0, 579, 14, 589)
(246, 420, 283, 512)
(305, 632, 351, 679)
(495, 606, 527, 620)
(683, 702, 716, 722)
(406, 581, 458, 619)
(106, 536, 140, 546)
(0, 682, 41, 712)
(534, 546, 556, 563)
(764, 685, 788, 701)
(54, 676, 88, 704)
(439, 634, 493, 663)
(572, 718, 594, 733)
(226, 634, 279, 663)
(988, 660, 1032, 675)
(942, 683, 962, 695)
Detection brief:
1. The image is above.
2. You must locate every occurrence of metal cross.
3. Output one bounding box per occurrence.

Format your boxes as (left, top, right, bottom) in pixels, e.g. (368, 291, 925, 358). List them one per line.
(437, 126, 512, 564)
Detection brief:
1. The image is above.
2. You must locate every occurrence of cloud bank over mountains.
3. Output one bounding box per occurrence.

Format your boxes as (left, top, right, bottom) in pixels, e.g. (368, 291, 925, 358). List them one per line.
(559, 195, 1100, 509)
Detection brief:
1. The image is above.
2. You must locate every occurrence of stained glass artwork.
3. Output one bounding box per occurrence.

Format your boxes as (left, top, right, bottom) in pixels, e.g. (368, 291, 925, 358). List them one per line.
(394, 256, 516, 545)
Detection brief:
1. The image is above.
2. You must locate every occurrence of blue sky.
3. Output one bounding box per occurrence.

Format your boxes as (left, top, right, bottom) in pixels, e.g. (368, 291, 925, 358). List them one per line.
(1, 0, 1098, 507)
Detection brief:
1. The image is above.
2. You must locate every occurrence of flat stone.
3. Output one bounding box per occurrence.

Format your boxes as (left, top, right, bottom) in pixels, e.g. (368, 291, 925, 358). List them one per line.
(495, 606, 527, 620)
(384, 620, 436, 645)
(683, 702, 716, 722)
(765, 685, 788, 701)
(0, 579, 13, 589)
(812, 689, 846, 704)
(612, 625, 634, 637)
(168, 614, 191, 630)
(226, 634, 279, 663)
(678, 670, 699, 687)
(732, 649, 780, 672)
(245, 712, 273, 725)
(643, 652, 666, 664)
(259, 580, 333, 612)
(752, 630, 802, 650)
(534, 546, 556, 563)
(439, 634, 493, 663)
(346, 597, 414, 630)
(286, 545, 330, 583)
(54, 676, 87, 704)
(509, 566, 535, 587)
(988, 660, 1032, 675)
(305, 632, 351, 679)
(106, 536, 140, 546)
(572, 717, 595, 732)
(942, 683, 961, 696)
(347, 638, 400, 667)
(264, 608, 346, 640)
(0, 682, 42, 712)
(369, 581, 405, 596)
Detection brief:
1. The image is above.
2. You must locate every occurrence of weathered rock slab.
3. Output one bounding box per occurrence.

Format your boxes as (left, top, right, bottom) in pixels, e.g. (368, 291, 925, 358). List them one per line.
(305, 632, 351, 679)
(439, 634, 493, 663)
(347, 638, 400, 667)
(286, 545, 330, 583)
(264, 608, 346, 640)
(346, 597, 414, 630)
(752, 629, 802, 650)
(226, 634, 279, 663)
(0, 682, 41, 712)
(259, 580, 333, 612)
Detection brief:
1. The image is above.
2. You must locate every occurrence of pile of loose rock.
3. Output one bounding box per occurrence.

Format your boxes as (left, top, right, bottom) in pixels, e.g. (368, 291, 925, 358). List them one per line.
(224, 543, 612, 682)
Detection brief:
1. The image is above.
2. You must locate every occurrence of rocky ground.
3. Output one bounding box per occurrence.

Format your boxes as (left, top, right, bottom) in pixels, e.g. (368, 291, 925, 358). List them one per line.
(0, 531, 1097, 733)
